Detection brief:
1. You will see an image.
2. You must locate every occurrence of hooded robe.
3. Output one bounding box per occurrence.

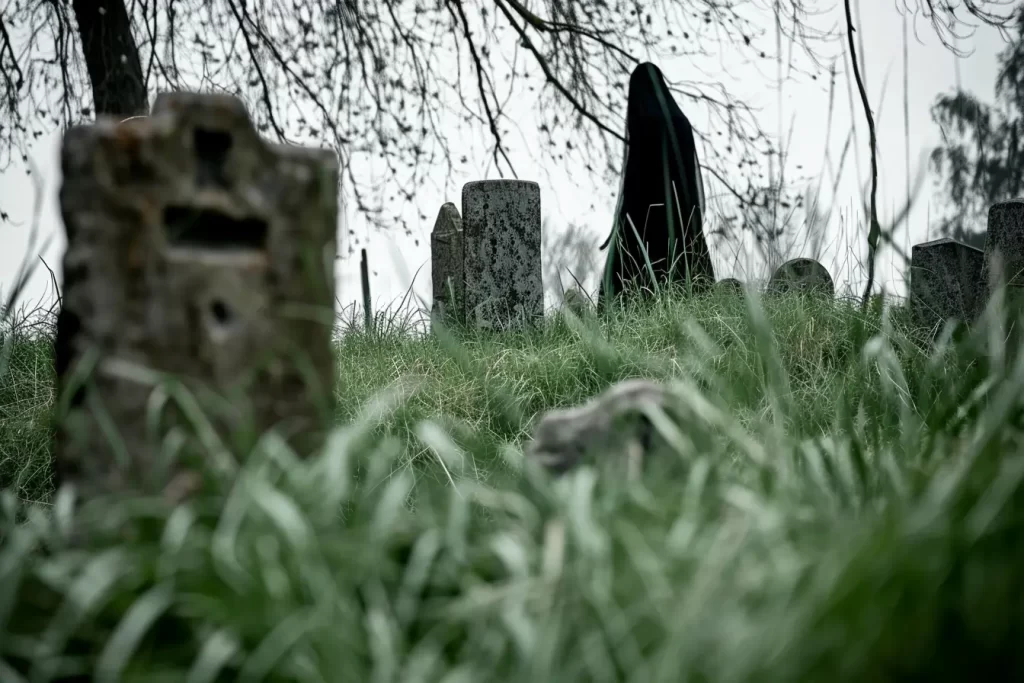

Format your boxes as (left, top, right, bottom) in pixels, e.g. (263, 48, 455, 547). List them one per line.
(598, 62, 715, 309)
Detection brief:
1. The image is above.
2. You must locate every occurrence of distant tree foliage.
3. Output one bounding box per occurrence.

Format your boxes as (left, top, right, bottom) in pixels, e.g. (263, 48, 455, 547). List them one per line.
(931, 4, 1024, 249)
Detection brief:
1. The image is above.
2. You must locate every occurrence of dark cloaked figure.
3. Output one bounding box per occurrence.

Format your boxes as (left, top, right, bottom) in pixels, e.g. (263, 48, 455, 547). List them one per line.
(598, 62, 715, 309)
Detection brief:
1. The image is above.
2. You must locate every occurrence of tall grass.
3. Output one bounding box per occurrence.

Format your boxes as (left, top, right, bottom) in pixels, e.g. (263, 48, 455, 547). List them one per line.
(2, 282, 1022, 680)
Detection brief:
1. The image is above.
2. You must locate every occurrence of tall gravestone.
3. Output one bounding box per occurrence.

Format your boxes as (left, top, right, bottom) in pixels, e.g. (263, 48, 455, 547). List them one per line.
(909, 237, 985, 332)
(462, 180, 543, 329)
(981, 199, 1024, 308)
(768, 258, 834, 298)
(430, 202, 465, 329)
(55, 91, 339, 498)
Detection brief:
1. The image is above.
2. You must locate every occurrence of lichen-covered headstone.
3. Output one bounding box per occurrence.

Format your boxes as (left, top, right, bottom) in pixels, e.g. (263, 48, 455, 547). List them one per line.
(462, 180, 543, 329)
(430, 202, 465, 329)
(768, 258, 834, 297)
(981, 199, 1024, 305)
(910, 237, 984, 333)
(55, 91, 339, 498)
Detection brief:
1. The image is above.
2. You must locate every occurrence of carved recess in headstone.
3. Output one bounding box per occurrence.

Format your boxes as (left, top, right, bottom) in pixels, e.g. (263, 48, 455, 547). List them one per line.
(909, 237, 985, 333)
(55, 91, 339, 498)
(462, 180, 543, 330)
(430, 202, 465, 329)
(768, 258, 835, 298)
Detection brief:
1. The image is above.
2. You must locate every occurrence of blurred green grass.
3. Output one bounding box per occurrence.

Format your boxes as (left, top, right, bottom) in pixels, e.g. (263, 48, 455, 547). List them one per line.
(1, 286, 1022, 681)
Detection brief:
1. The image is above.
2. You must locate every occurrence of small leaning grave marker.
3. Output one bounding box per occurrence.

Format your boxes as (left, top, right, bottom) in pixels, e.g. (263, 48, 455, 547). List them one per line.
(909, 237, 985, 333)
(430, 202, 465, 329)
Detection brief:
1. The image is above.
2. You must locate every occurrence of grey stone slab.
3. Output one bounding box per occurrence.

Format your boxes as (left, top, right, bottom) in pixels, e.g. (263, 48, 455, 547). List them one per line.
(910, 237, 985, 332)
(54, 91, 338, 498)
(462, 180, 543, 330)
(982, 199, 1024, 304)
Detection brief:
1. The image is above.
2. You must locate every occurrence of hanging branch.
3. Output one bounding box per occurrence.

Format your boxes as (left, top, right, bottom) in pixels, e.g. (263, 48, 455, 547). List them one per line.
(843, 0, 880, 307)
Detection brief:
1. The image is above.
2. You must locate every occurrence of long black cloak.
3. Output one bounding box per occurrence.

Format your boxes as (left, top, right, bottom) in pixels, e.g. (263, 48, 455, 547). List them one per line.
(598, 62, 715, 308)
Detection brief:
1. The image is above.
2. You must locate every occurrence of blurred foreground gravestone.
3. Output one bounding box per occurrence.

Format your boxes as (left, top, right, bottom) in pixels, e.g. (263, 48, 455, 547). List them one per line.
(462, 180, 543, 329)
(909, 238, 985, 333)
(527, 379, 677, 481)
(54, 91, 339, 498)
(430, 202, 465, 330)
(768, 258, 834, 298)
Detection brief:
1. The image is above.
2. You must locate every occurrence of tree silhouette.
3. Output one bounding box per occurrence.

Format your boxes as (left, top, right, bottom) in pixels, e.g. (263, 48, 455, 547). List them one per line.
(0, 0, 1017, 247)
(931, 4, 1024, 248)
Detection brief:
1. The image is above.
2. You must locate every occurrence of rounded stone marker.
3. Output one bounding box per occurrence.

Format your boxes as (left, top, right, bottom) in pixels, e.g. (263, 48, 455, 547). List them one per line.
(715, 277, 744, 293)
(768, 258, 834, 297)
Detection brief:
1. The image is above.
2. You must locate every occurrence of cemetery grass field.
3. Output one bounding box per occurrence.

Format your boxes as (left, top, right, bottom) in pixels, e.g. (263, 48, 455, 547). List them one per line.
(1, 286, 1023, 680)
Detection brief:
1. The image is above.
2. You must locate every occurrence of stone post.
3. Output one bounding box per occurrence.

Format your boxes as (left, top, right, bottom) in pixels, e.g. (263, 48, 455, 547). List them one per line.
(461, 180, 543, 330)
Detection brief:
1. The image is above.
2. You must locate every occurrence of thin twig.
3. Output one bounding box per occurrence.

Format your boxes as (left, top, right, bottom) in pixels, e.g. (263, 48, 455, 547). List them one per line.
(844, 0, 880, 308)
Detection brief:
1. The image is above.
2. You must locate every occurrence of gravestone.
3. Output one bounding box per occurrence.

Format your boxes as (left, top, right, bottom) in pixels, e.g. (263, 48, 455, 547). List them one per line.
(715, 277, 744, 293)
(462, 180, 543, 329)
(55, 91, 339, 498)
(768, 258, 834, 297)
(909, 237, 985, 332)
(430, 202, 465, 329)
(981, 199, 1024, 305)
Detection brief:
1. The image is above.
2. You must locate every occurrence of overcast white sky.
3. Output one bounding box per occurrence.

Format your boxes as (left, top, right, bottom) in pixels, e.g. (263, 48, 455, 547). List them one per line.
(0, 0, 1011, 319)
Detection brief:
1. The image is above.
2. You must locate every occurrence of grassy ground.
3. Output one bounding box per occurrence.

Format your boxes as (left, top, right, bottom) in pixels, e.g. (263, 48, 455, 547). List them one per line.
(1, 287, 1022, 681)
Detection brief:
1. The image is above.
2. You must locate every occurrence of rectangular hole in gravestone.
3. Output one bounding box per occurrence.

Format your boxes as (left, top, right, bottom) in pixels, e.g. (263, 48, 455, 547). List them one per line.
(194, 127, 233, 166)
(194, 127, 233, 188)
(163, 206, 269, 251)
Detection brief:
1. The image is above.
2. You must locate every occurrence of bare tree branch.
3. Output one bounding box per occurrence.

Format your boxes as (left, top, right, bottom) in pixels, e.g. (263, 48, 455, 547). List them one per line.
(0, 0, 1015, 250)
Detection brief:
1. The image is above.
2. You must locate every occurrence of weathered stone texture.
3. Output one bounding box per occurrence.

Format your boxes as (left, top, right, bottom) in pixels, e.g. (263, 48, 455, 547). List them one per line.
(55, 91, 338, 497)
(768, 258, 834, 297)
(981, 199, 1024, 305)
(462, 180, 543, 330)
(430, 202, 465, 329)
(910, 237, 985, 332)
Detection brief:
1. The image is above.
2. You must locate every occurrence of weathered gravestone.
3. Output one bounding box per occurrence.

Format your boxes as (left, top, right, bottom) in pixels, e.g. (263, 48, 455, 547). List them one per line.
(981, 199, 1024, 309)
(462, 180, 543, 329)
(54, 91, 339, 498)
(430, 202, 465, 329)
(768, 258, 834, 298)
(715, 277, 744, 293)
(909, 237, 985, 332)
